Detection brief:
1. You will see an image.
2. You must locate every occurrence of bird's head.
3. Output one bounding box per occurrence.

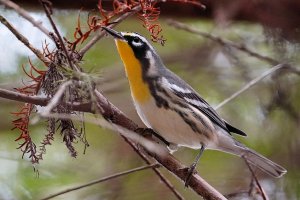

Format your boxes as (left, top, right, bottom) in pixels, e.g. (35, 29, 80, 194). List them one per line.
(102, 27, 164, 77)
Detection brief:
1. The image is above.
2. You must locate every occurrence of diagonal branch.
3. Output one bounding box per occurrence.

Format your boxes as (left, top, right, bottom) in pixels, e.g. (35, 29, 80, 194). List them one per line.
(39, 0, 78, 71)
(92, 89, 226, 199)
(0, 86, 226, 199)
(0, 87, 185, 199)
(0, 0, 52, 39)
(167, 19, 278, 65)
(215, 63, 286, 110)
(41, 163, 160, 200)
(167, 19, 300, 77)
(0, 15, 49, 64)
(93, 90, 186, 200)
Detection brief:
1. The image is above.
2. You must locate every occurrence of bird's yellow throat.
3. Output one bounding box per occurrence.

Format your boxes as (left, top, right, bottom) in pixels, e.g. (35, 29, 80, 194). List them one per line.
(115, 40, 151, 103)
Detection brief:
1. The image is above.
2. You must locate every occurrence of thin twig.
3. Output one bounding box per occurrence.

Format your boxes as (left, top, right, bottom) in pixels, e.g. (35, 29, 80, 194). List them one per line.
(78, 5, 142, 57)
(167, 19, 278, 65)
(243, 157, 268, 200)
(0, 0, 52, 39)
(215, 64, 286, 110)
(0, 15, 49, 64)
(167, 19, 300, 77)
(39, 0, 79, 71)
(40, 163, 160, 200)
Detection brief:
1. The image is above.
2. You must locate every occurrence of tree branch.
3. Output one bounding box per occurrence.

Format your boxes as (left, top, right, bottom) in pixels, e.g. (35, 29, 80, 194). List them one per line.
(41, 163, 160, 200)
(0, 0, 52, 39)
(167, 19, 300, 77)
(39, 0, 79, 71)
(0, 86, 226, 199)
(167, 19, 278, 65)
(93, 89, 226, 200)
(0, 15, 49, 64)
(0, 87, 92, 112)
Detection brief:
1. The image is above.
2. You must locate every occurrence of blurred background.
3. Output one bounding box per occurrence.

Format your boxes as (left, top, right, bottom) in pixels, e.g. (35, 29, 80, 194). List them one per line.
(0, 1, 299, 199)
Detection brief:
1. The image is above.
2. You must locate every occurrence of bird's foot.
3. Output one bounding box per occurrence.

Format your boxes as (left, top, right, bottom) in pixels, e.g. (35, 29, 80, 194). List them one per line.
(184, 163, 198, 188)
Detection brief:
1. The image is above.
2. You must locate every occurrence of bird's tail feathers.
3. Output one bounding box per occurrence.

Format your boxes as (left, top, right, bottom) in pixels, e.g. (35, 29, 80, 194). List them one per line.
(240, 147, 287, 178)
(218, 141, 287, 178)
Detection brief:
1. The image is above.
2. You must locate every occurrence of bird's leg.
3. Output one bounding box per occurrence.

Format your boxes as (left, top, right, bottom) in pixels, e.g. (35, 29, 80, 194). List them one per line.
(135, 128, 170, 146)
(185, 144, 206, 187)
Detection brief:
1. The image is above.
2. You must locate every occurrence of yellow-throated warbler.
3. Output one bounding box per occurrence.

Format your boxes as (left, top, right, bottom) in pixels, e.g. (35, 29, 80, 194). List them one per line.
(102, 27, 286, 185)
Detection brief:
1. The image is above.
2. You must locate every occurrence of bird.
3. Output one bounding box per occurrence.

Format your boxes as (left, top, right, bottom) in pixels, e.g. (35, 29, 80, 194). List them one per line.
(102, 26, 287, 186)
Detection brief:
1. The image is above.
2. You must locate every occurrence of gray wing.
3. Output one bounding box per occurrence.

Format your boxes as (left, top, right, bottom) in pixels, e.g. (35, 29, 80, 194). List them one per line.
(162, 70, 247, 136)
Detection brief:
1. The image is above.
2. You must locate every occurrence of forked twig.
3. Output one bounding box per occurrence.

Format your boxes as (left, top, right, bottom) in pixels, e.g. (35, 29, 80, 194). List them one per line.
(41, 163, 160, 200)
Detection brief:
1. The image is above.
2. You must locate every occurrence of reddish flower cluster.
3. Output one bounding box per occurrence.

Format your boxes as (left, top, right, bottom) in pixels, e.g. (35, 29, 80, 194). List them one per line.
(12, 60, 46, 164)
(69, 0, 204, 48)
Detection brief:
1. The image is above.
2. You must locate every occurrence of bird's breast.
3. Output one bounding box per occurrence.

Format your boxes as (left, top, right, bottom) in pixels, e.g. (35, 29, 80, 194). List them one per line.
(115, 40, 151, 103)
(133, 96, 215, 149)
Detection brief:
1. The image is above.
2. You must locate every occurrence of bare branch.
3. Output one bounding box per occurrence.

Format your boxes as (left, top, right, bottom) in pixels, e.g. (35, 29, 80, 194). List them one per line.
(0, 15, 49, 64)
(167, 19, 278, 65)
(78, 5, 142, 57)
(0, 85, 226, 199)
(40, 163, 160, 200)
(0, 0, 52, 39)
(37, 100, 184, 200)
(39, 0, 79, 71)
(0, 87, 92, 112)
(215, 63, 286, 110)
(0, 86, 188, 199)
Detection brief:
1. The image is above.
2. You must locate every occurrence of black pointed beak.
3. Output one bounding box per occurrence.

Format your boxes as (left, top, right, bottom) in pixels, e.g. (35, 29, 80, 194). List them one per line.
(102, 27, 125, 40)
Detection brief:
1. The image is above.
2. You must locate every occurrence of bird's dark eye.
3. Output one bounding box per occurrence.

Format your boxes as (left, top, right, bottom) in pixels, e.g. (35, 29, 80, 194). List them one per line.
(133, 37, 140, 43)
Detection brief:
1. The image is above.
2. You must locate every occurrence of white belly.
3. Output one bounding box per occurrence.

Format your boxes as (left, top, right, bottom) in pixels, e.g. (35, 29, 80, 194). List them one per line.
(133, 97, 216, 149)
